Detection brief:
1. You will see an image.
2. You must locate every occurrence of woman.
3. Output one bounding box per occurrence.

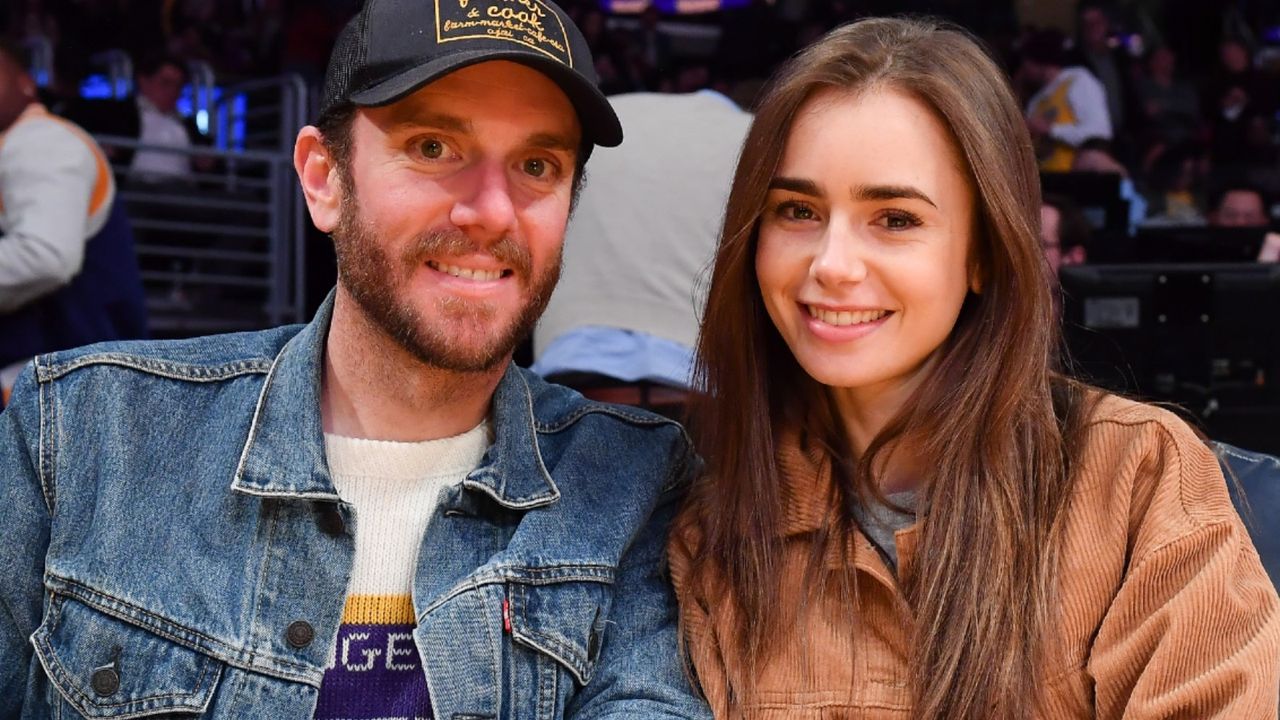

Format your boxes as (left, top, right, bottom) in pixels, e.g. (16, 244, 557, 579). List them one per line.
(669, 17, 1280, 719)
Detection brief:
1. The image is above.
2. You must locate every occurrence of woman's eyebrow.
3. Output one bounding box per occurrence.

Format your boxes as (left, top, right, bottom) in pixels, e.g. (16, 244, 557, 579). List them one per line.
(851, 184, 938, 208)
(769, 176, 823, 196)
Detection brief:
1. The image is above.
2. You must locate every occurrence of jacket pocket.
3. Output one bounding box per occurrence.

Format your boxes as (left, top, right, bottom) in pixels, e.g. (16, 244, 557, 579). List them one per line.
(32, 594, 224, 718)
(506, 579, 613, 687)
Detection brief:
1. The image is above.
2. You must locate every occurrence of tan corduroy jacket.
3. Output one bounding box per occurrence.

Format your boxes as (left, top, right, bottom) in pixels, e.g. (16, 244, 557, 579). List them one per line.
(669, 395, 1280, 718)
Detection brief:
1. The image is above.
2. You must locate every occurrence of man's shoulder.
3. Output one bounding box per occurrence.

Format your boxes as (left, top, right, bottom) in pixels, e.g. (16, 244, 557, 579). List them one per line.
(1065, 66, 1106, 90)
(0, 114, 93, 166)
(522, 368, 684, 435)
(30, 324, 304, 385)
(520, 369, 694, 484)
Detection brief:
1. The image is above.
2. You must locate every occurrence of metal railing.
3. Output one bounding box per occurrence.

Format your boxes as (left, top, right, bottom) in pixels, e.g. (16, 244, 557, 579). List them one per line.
(213, 74, 309, 152)
(95, 135, 308, 336)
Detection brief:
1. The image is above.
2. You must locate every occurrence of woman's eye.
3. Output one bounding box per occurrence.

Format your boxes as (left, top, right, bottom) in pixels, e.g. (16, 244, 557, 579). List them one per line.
(882, 211, 922, 230)
(777, 201, 816, 221)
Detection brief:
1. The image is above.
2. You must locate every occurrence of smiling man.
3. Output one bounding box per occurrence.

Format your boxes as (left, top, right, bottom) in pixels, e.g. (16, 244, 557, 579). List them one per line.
(0, 1, 710, 718)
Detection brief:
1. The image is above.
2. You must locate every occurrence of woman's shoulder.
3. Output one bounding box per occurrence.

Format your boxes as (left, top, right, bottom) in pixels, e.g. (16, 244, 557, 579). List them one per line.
(1072, 391, 1237, 540)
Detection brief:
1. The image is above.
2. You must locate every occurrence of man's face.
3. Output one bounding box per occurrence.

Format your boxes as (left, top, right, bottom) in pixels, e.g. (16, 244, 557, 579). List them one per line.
(1040, 204, 1064, 274)
(1081, 8, 1109, 49)
(332, 61, 580, 373)
(0, 54, 35, 132)
(137, 63, 185, 114)
(1212, 190, 1269, 227)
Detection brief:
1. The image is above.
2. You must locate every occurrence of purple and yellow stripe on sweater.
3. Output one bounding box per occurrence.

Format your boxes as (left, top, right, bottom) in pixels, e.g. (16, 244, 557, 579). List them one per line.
(314, 595, 433, 720)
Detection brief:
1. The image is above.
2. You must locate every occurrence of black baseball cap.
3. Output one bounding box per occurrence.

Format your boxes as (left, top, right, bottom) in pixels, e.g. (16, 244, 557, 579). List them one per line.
(319, 0, 622, 149)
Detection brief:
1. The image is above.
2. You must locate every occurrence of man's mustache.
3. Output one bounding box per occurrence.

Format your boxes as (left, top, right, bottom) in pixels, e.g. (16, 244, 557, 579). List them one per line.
(403, 229, 532, 278)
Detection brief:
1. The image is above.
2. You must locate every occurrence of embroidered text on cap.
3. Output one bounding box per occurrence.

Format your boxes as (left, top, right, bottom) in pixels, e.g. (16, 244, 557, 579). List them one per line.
(435, 0, 574, 66)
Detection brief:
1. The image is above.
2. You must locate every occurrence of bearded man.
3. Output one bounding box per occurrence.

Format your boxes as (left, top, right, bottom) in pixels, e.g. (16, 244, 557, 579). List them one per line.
(0, 1, 710, 717)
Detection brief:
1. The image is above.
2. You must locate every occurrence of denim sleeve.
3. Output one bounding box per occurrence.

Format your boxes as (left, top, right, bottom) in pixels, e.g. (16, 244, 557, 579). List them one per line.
(0, 363, 53, 718)
(564, 447, 711, 720)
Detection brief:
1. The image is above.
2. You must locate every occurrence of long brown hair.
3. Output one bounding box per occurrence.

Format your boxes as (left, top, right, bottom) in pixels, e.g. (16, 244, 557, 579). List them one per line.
(676, 17, 1092, 718)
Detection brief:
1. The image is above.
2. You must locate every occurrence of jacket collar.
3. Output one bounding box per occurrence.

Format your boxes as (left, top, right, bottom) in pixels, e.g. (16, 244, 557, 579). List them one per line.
(231, 293, 559, 508)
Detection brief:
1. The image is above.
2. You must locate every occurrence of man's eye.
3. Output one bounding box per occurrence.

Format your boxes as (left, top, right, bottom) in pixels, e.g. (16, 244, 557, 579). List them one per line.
(523, 158, 547, 178)
(420, 139, 445, 159)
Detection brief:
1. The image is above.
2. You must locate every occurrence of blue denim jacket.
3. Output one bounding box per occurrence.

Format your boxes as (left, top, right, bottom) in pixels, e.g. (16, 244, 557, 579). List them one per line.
(0, 297, 710, 719)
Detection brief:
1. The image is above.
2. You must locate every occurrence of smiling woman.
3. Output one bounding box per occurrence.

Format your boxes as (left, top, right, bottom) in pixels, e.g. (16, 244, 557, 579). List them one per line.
(669, 16, 1280, 720)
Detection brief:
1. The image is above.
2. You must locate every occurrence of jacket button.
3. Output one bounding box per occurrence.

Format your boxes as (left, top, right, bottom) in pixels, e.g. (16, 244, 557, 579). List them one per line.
(90, 667, 120, 696)
(286, 621, 315, 648)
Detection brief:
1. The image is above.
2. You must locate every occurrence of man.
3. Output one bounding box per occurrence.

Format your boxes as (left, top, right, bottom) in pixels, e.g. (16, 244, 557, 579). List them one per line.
(0, 40, 147, 401)
(0, 1, 710, 718)
(531, 90, 750, 416)
(1070, 2, 1131, 139)
(128, 54, 208, 182)
(1021, 28, 1113, 172)
(1040, 193, 1090, 276)
(1206, 183, 1280, 261)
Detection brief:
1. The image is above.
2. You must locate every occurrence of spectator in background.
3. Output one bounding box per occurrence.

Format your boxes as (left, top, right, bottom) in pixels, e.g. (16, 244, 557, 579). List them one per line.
(1021, 28, 1113, 172)
(532, 90, 752, 416)
(1141, 141, 1209, 226)
(1203, 37, 1277, 169)
(1136, 46, 1200, 149)
(1071, 2, 1131, 141)
(1206, 183, 1280, 262)
(129, 54, 211, 182)
(1069, 137, 1148, 232)
(0, 40, 147, 400)
(1208, 183, 1272, 227)
(1042, 193, 1091, 276)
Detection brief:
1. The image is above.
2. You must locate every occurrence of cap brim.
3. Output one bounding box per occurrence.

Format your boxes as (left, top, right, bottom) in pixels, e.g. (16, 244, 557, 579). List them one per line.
(347, 50, 622, 148)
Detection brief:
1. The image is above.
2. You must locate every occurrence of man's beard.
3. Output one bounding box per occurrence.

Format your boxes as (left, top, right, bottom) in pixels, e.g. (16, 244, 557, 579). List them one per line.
(332, 194, 561, 373)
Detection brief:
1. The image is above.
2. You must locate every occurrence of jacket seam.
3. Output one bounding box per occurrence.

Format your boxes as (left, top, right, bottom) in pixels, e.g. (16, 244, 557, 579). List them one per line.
(36, 358, 56, 514)
(39, 608, 218, 709)
(417, 568, 615, 619)
(1125, 519, 1236, 581)
(231, 345, 285, 489)
(1090, 411, 1219, 530)
(534, 402, 680, 434)
(35, 354, 273, 383)
(43, 574, 320, 684)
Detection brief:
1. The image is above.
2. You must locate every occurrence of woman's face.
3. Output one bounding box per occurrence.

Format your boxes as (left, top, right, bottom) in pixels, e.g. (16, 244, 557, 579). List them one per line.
(755, 87, 976, 421)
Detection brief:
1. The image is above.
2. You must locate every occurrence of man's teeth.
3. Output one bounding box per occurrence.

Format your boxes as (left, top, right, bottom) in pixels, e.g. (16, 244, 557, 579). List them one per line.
(428, 261, 503, 281)
(806, 306, 890, 326)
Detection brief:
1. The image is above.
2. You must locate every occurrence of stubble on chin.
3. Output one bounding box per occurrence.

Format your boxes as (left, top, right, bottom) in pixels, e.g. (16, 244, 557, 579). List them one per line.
(331, 196, 561, 374)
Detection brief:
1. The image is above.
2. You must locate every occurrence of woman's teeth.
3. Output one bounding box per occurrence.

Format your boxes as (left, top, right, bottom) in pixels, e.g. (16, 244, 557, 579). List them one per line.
(807, 306, 890, 326)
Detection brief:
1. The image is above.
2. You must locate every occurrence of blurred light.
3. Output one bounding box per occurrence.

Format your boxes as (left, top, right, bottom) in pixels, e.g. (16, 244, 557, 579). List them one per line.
(80, 74, 114, 99)
(600, 0, 750, 12)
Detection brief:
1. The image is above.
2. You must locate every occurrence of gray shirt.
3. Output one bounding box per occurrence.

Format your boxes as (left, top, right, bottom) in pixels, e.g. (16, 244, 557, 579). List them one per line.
(851, 490, 917, 573)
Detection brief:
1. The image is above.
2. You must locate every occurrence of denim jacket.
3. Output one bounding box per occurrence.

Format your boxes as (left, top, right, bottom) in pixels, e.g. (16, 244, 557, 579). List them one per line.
(0, 296, 710, 719)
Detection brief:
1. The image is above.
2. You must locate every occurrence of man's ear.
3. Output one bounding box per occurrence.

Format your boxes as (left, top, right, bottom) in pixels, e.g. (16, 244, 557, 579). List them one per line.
(294, 126, 343, 233)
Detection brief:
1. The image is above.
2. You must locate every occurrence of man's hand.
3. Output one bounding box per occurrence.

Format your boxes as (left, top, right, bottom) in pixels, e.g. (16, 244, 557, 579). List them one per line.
(1257, 232, 1280, 263)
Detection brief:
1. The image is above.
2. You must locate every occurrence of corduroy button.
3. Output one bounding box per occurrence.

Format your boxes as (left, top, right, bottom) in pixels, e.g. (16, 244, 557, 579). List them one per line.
(286, 621, 315, 648)
(91, 667, 120, 696)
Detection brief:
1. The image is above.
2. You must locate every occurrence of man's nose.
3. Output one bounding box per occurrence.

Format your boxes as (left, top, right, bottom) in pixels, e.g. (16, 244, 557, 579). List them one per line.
(449, 161, 517, 245)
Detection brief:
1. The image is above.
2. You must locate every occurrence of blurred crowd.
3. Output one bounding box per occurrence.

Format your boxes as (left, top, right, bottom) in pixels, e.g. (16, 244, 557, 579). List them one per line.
(4, 0, 1280, 238)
